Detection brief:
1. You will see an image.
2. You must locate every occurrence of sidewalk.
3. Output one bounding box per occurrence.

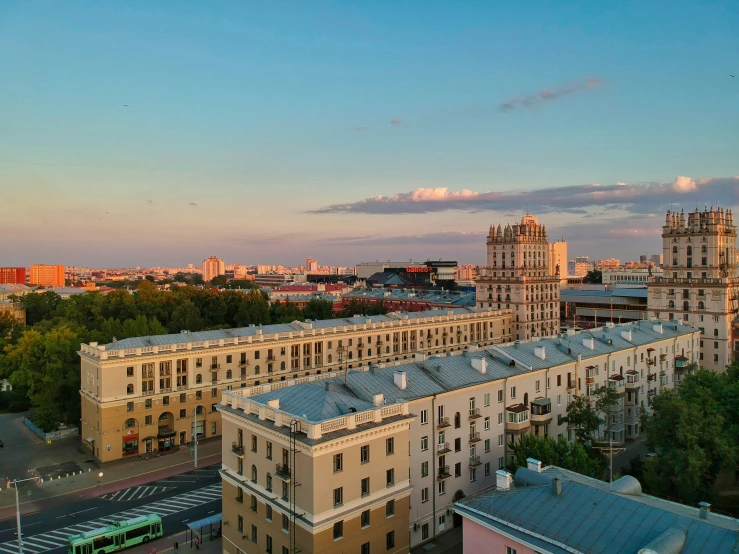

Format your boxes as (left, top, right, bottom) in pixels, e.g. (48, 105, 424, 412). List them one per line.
(411, 528, 462, 554)
(128, 531, 222, 554)
(0, 440, 223, 521)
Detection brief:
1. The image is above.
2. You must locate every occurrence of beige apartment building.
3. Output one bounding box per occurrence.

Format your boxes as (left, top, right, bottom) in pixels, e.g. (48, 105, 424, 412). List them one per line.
(220, 384, 413, 554)
(477, 214, 561, 340)
(648, 208, 739, 371)
(78, 307, 512, 462)
(202, 256, 225, 283)
(218, 319, 699, 551)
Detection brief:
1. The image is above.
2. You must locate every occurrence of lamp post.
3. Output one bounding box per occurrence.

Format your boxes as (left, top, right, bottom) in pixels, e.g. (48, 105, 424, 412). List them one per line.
(193, 406, 199, 469)
(12, 476, 43, 554)
(98, 472, 104, 496)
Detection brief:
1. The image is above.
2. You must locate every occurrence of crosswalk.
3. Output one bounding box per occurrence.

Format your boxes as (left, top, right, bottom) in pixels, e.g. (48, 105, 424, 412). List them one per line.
(0, 483, 222, 554)
(101, 486, 173, 502)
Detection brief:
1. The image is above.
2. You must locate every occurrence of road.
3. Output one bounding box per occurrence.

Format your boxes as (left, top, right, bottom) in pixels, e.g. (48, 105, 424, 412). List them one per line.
(0, 464, 223, 554)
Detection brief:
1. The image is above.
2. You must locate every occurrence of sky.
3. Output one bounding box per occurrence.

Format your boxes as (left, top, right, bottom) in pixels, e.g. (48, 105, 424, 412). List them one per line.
(1, 1, 737, 268)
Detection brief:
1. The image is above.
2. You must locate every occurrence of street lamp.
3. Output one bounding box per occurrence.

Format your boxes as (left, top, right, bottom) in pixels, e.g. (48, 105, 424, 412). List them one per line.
(12, 477, 43, 554)
(98, 472, 104, 496)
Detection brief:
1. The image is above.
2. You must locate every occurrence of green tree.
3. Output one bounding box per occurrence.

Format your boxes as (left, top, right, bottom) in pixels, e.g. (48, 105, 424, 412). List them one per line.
(593, 384, 622, 440)
(508, 434, 603, 478)
(22, 291, 62, 325)
(210, 275, 228, 287)
(169, 301, 205, 333)
(227, 280, 256, 290)
(585, 270, 602, 284)
(303, 299, 335, 321)
(563, 394, 602, 445)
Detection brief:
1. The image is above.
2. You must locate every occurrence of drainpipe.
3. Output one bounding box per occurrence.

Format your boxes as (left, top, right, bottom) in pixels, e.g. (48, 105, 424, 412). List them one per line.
(502, 377, 508, 467)
(431, 393, 437, 538)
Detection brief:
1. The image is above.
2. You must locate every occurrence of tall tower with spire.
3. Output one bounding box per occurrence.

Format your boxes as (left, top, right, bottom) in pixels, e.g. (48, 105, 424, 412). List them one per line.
(476, 214, 561, 341)
(647, 207, 739, 371)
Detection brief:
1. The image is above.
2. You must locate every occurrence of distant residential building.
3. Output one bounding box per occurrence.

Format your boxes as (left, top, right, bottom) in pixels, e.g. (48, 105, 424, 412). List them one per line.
(650, 253, 664, 266)
(477, 215, 560, 340)
(29, 264, 65, 287)
(648, 208, 739, 372)
(568, 258, 592, 277)
(597, 257, 621, 269)
(254, 273, 308, 287)
(455, 264, 478, 281)
(271, 283, 351, 299)
(202, 256, 225, 283)
(454, 463, 738, 554)
(547, 240, 568, 277)
(342, 288, 476, 311)
(560, 286, 650, 325)
(305, 257, 319, 272)
(0, 283, 32, 301)
(602, 267, 663, 285)
(0, 267, 26, 285)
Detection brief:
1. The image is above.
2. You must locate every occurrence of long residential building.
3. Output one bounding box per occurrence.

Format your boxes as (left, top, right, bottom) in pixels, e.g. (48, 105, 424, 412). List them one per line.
(78, 307, 512, 462)
(217, 319, 699, 553)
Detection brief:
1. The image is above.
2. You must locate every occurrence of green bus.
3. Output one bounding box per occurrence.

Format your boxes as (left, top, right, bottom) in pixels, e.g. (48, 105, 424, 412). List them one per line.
(68, 514, 163, 554)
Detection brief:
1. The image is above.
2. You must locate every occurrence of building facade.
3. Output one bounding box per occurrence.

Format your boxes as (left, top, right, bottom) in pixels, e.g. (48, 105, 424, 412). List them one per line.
(217, 320, 698, 550)
(602, 267, 663, 284)
(202, 256, 225, 283)
(0, 267, 26, 285)
(220, 383, 413, 554)
(547, 241, 568, 278)
(648, 208, 739, 371)
(29, 264, 64, 287)
(78, 307, 512, 462)
(477, 215, 561, 341)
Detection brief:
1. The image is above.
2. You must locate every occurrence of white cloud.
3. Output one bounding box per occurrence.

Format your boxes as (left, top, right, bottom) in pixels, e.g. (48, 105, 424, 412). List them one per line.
(672, 176, 697, 192)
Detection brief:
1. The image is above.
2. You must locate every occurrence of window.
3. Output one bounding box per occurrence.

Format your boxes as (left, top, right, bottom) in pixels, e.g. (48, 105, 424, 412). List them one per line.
(250, 496, 258, 512)
(266, 441, 272, 460)
(251, 465, 257, 482)
(360, 445, 370, 464)
(237, 515, 243, 533)
(386, 499, 395, 517)
(510, 386, 516, 398)
(333, 487, 343, 506)
(499, 457, 505, 469)
(484, 438, 491, 453)
(145, 415, 152, 425)
(361, 509, 371, 528)
(126, 402, 134, 412)
(497, 390, 504, 402)
(484, 462, 491, 476)
(420, 409, 428, 424)
(361, 543, 370, 554)
(421, 461, 428, 477)
(266, 473, 272, 492)
(386, 468, 394, 487)
(251, 525, 257, 544)
(438, 480, 446, 495)
(498, 412, 503, 425)
(361, 477, 370, 496)
(470, 467, 477, 482)
(421, 436, 428, 451)
(421, 487, 429, 502)
(506, 548, 517, 554)
(498, 434, 504, 446)
(126, 367, 134, 377)
(454, 438, 461, 452)
(226, 355, 232, 364)
(282, 514, 289, 532)
(455, 463, 461, 477)
(126, 384, 134, 395)
(386, 531, 395, 550)
(422, 523, 429, 540)
(333, 521, 343, 540)
(252, 435, 258, 453)
(333, 453, 343, 472)
(484, 392, 490, 406)
(266, 535, 273, 554)
(211, 388, 217, 398)
(386, 437, 394, 455)
(484, 417, 490, 430)
(266, 505, 273, 521)
(145, 399, 152, 409)
(535, 380, 540, 392)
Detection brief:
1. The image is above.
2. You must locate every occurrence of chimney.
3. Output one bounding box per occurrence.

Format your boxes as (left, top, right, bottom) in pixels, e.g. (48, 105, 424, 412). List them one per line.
(471, 357, 487, 374)
(373, 393, 384, 407)
(526, 458, 542, 472)
(583, 338, 595, 350)
(393, 370, 407, 390)
(653, 324, 664, 334)
(267, 398, 280, 409)
(495, 470, 512, 491)
(552, 477, 562, 497)
(415, 352, 426, 362)
(325, 382, 334, 392)
(699, 501, 711, 520)
(620, 330, 632, 342)
(534, 346, 546, 360)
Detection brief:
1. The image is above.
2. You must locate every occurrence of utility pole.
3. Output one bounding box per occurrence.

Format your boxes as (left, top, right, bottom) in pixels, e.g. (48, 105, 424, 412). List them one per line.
(13, 476, 43, 554)
(193, 407, 199, 469)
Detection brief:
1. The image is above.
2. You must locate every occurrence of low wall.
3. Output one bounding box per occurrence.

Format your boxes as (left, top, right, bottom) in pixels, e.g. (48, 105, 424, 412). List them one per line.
(23, 417, 79, 442)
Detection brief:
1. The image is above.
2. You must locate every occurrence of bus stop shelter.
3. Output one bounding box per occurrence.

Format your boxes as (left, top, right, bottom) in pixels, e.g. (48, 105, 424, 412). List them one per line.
(186, 513, 222, 547)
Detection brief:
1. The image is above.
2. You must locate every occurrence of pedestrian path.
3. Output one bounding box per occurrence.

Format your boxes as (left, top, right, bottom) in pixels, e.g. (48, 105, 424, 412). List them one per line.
(102, 485, 173, 502)
(0, 483, 222, 554)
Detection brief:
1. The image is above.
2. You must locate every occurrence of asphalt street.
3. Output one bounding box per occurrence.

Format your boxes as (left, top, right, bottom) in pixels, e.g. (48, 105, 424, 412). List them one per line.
(0, 464, 223, 554)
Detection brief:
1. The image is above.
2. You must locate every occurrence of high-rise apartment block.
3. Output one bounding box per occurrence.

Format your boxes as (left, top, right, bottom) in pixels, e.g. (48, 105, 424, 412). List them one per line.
(29, 264, 65, 287)
(547, 241, 568, 278)
(305, 258, 318, 272)
(648, 208, 739, 371)
(202, 256, 225, 283)
(78, 307, 510, 462)
(0, 267, 26, 285)
(218, 320, 699, 552)
(476, 215, 560, 341)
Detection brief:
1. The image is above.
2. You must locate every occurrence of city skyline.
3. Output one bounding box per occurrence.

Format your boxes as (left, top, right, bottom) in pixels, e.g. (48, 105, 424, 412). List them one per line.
(1, 1, 737, 267)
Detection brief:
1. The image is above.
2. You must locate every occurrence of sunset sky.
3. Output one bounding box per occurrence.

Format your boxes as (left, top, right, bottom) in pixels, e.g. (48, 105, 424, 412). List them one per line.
(1, 1, 737, 267)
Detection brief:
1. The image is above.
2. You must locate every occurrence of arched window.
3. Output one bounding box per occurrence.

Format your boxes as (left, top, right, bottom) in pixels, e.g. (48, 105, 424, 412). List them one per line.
(280, 361, 286, 370)
(668, 300, 675, 309)
(226, 370, 232, 379)
(126, 384, 134, 394)
(254, 365, 260, 374)
(368, 348, 372, 356)
(196, 374, 202, 384)
(348, 352, 353, 360)
(328, 354, 333, 363)
(266, 473, 272, 491)
(124, 418, 137, 429)
(251, 465, 257, 482)
(196, 405, 204, 415)
(505, 294, 511, 302)
(454, 412, 461, 428)
(698, 301, 705, 310)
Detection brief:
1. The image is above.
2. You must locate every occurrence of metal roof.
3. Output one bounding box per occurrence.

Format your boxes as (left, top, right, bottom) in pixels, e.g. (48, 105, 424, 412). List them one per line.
(454, 466, 739, 554)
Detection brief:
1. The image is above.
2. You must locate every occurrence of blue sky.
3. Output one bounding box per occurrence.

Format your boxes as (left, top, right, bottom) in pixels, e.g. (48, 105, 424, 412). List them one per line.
(1, 1, 737, 267)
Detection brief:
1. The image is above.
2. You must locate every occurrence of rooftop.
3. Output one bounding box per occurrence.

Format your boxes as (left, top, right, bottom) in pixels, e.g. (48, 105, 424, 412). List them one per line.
(454, 466, 739, 554)
(344, 288, 476, 307)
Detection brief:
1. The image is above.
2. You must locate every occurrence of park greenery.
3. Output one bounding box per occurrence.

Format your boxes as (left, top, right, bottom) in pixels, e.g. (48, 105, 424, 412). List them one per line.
(0, 282, 385, 432)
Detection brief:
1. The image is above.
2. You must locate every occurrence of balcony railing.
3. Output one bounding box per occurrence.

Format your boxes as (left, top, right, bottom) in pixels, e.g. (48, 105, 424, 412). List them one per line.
(437, 417, 451, 429)
(275, 464, 292, 481)
(469, 455, 481, 468)
(142, 389, 155, 396)
(177, 385, 188, 391)
(437, 465, 451, 480)
(469, 432, 481, 443)
(437, 442, 451, 454)
(211, 364, 220, 370)
(566, 380, 576, 390)
(468, 408, 481, 419)
(231, 443, 245, 457)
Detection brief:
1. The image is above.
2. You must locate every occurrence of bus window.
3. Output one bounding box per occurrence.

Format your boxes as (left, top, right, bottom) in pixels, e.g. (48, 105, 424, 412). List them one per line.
(75, 547, 81, 554)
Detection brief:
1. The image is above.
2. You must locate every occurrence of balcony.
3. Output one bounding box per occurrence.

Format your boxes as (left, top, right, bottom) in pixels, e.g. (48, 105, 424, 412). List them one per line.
(468, 408, 482, 419)
(239, 360, 250, 367)
(647, 373, 657, 382)
(469, 455, 481, 468)
(437, 442, 451, 454)
(177, 385, 188, 391)
(160, 387, 172, 393)
(267, 355, 276, 362)
(647, 389, 657, 398)
(437, 416, 451, 429)
(142, 389, 155, 396)
(675, 356, 696, 373)
(231, 443, 245, 457)
(506, 404, 531, 434)
(210, 364, 221, 370)
(625, 371, 640, 389)
(275, 464, 292, 482)
(566, 380, 576, 391)
(468, 432, 481, 444)
(530, 399, 552, 424)
(608, 375, 626, 396)
(437, 465, 451, 480)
